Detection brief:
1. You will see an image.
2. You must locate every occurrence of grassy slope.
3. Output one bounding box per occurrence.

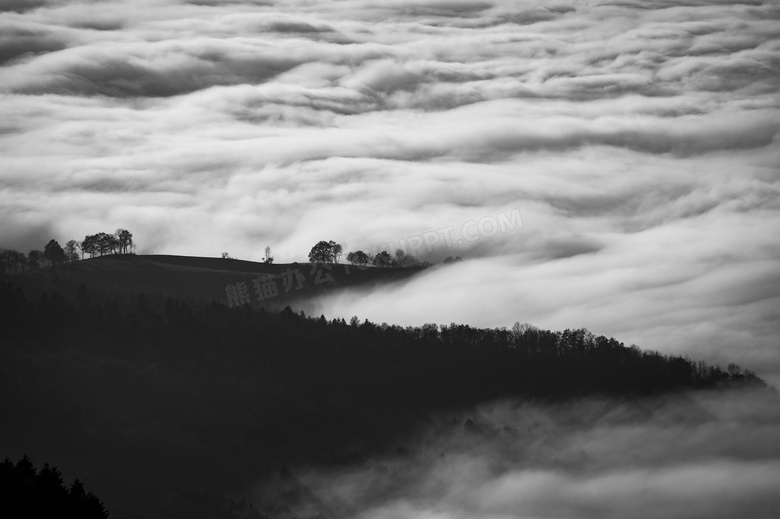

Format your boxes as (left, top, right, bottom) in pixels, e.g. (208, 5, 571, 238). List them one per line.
(14, 254, 423, 309)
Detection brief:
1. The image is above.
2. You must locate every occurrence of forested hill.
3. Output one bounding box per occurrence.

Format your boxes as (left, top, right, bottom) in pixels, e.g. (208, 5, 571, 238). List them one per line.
(0, 280, 769, 518)
(12, 254, 424, 309)
(1, 280, 765, 401)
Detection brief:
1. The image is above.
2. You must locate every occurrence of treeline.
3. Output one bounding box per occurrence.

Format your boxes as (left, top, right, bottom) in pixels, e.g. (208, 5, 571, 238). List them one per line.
(81, 229, 134, 257)
(1, 280, 764, 405)
(346, 248, 434, 268)
(0, 456, 108, 518)
(0, 229, 134, 274)
(308, 239, 435, 268)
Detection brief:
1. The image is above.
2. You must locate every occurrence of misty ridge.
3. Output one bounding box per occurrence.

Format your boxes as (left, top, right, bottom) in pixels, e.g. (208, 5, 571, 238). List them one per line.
(1, 255, 778, 518)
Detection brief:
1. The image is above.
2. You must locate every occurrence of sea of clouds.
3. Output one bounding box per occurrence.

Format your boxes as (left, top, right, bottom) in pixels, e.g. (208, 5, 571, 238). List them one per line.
(1, 0, 779, 383)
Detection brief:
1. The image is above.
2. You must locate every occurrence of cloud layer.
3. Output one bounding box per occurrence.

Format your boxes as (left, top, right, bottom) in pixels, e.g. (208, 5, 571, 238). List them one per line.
(287, 389, 780, 519)
(1, 0, 779, 381)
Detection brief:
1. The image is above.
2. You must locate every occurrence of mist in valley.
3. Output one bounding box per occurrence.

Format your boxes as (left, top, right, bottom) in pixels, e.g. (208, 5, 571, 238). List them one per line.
(283, 388, 780, 519)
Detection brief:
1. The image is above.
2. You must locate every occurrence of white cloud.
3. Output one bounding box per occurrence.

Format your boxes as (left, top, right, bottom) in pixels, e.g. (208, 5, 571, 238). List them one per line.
(289, 390, 780, 519)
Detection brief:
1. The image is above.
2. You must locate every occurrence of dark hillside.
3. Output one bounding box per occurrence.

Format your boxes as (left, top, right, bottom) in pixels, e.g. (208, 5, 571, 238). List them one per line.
(0, 279, 769, 518)
(12, 254, 424, 310)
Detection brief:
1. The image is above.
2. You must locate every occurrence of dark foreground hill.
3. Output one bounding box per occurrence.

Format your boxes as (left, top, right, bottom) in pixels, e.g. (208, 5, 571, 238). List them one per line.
(12, 254, 423, 310)
(0, 277, 771, 519)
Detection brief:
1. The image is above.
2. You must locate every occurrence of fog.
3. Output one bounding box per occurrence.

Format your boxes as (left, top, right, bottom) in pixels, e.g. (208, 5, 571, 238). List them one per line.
(278, 388, 780, 519)
(309, 251, 780, 389)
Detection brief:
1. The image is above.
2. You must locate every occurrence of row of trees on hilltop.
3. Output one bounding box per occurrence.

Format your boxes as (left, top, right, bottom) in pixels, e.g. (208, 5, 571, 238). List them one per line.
(0, 229, 134, 274)
(307, 240, 434, 268)
(81, 229, 134, 258)
(222, 245, 275, 263)
(229, 241, 450, 267)
(346, 248, 434, 268)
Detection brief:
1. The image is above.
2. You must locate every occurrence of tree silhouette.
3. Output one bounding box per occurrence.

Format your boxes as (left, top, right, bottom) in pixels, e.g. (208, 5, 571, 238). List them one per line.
(88, 232, 117, 256)
(115, 229, 133, 254)
(107, 234, 120, 255)
(0, 455, 108, 518)
(393, 249, 422, 267)
(372, 250, 392, 267)
(64, 240, 80, 262)
(347, 250, 370, 266)
(308, 240, 336, 263)
(264, 245, 274, 264)
(331, 242, 343, 263)
(0, 248, 26, 274)
(82, 235, 97, 258)
(94, 233, 108, 256)
(43, 239, 67, 270)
